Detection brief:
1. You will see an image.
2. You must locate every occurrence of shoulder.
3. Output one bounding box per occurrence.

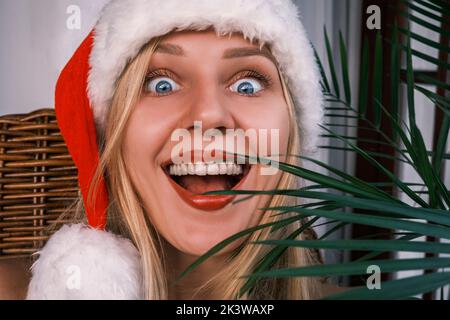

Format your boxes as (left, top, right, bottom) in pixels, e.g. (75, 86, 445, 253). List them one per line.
(0, 257, 32, 300)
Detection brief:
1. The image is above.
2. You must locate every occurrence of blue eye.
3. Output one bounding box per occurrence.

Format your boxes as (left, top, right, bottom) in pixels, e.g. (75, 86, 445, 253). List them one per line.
(230, 78, 263, 96)
(145, 77, 180, 95)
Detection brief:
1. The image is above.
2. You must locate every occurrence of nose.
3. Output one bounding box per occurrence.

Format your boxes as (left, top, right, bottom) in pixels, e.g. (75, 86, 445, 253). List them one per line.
(180, 82, 236, 132)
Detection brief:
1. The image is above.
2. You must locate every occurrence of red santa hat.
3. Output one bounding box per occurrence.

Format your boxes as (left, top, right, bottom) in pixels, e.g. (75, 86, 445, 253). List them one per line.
(27, 0, 323, 299)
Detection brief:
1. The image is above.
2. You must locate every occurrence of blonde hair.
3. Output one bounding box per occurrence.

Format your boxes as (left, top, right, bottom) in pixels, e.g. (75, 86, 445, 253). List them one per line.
(67, 33, 324, 300)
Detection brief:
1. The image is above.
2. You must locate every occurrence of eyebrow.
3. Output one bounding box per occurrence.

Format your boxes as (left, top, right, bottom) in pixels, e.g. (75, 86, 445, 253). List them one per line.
(222, 46, 277, 65)
(155, 43, 277, 65)
(155, 43, 184, 56)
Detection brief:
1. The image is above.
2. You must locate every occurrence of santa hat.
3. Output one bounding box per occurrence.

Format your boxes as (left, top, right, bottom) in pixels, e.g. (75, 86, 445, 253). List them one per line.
(26, 0, 323, 300)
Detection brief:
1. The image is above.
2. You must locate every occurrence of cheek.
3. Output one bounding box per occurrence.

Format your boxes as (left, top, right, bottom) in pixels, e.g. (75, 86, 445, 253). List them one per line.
(232, 97, 291, 155)
(123, 99, 181, 162)
(121, 101, 176, 207)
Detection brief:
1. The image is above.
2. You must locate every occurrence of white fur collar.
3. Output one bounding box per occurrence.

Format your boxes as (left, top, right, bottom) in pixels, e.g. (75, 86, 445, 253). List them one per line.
(26, 223, 143, 300)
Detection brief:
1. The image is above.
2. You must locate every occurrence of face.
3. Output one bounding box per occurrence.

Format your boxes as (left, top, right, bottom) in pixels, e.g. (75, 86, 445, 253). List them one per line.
(123, 30, 291, 256)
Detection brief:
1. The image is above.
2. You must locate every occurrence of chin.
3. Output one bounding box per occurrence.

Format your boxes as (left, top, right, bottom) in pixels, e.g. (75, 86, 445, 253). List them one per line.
(170, 229, 248, 257)
(142, 154, 278, 257)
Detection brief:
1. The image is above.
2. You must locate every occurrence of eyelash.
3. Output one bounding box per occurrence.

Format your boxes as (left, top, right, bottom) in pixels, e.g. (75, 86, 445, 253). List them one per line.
(229, 70, 273, 97)
(143, 68, 273, 97)
(143, 69, 178, 97)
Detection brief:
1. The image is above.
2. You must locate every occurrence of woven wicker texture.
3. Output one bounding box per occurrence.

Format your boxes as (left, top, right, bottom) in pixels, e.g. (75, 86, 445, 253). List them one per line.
(0, 108, 78, 260)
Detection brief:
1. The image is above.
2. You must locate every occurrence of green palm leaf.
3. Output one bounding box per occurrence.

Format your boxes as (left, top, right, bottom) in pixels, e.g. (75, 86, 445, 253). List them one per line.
(324, 272, 450, 300)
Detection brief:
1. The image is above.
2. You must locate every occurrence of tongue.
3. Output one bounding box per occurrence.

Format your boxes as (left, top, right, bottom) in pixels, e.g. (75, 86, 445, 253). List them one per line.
(179, 176, 231, 194)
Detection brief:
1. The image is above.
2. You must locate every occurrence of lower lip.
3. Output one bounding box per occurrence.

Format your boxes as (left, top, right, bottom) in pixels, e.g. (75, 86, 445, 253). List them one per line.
(166, 168, 250, 211)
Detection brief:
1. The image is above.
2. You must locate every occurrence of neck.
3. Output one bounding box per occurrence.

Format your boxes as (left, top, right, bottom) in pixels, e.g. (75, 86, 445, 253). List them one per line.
(162, 239, 228, 300)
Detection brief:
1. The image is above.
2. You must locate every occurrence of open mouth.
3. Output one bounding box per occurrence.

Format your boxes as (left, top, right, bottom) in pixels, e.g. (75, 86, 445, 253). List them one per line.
(169, 162, 250, 193)
(163, 161, 251, 211)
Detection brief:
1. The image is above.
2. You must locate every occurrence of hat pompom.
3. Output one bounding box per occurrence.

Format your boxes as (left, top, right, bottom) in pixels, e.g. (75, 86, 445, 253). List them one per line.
(26, 224, 143, 300)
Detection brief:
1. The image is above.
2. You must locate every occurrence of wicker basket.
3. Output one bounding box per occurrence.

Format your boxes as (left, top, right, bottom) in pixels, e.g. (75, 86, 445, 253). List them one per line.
(0, 108, 79, 260)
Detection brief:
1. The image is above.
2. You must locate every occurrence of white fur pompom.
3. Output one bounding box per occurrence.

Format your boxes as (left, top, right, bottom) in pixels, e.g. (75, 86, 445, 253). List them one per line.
(26, 223, 143, 300)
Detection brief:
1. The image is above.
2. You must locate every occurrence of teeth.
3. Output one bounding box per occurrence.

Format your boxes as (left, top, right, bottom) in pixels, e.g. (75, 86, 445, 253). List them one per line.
(219, 163, 227, 175)
(195, 163, 207, 176)
(181, 164, 188, 175)
(168, 162, 244, 176)
(207, 163, 219, 175)
(226, 163, 234, 175)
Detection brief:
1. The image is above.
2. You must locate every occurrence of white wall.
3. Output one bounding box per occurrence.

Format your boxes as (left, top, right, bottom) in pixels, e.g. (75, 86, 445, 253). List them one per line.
(0, 0, 108, 115)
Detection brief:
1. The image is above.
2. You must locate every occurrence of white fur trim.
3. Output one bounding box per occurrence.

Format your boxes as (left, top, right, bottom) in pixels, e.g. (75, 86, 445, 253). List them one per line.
(26, 223, 143, 300)
(88, 0, 323, 154)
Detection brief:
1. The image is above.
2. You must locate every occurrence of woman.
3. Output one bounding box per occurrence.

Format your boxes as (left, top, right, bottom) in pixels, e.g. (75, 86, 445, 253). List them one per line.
(1, 0, 337, 300)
